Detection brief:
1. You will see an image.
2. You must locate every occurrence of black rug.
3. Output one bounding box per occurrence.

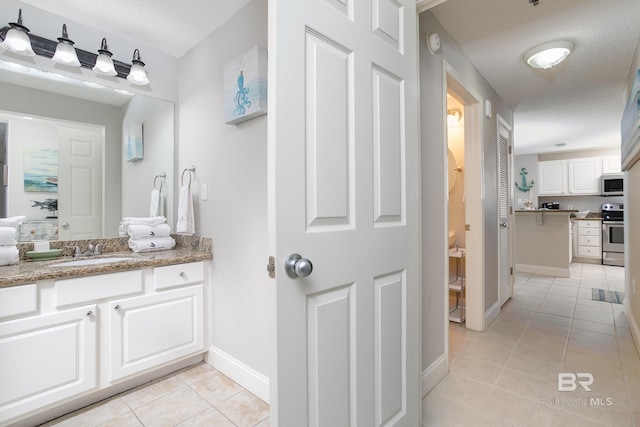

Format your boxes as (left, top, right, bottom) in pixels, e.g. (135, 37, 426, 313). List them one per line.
(591, 288, 624, 304)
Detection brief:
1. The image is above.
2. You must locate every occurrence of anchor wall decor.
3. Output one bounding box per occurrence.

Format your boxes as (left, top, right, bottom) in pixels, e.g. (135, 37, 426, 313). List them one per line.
(515, 167, 535, 192)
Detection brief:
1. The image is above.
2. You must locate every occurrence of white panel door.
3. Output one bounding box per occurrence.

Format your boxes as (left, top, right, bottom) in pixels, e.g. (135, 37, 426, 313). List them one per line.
(0, 305, 97, 424)
(568, 158, 601, 194)
(269, 0, 420, 425)
(57, 126, 103, 240)
(537, 160, 567, 195)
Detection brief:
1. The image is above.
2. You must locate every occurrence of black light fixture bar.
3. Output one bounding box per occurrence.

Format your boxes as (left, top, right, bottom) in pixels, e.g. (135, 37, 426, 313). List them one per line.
(0, 25, 132, 79)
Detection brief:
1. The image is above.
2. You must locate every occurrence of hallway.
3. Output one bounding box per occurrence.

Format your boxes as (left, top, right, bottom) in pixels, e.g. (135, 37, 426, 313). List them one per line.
(424, 262, 638, 426)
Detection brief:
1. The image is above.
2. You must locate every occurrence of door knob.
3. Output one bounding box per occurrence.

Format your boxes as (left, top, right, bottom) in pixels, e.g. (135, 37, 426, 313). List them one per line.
(500, 222, 508, 228)
(61, 222, 69, 228)
(284, 254, 313, 278)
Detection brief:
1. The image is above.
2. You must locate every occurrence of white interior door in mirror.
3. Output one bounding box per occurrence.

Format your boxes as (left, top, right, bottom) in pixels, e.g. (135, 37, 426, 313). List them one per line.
(58, 126, 103, 240)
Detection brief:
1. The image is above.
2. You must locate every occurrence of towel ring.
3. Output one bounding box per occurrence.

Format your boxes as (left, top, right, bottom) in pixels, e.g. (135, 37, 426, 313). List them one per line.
(154, 173, 165, 192)
(181, 166, 195, 186)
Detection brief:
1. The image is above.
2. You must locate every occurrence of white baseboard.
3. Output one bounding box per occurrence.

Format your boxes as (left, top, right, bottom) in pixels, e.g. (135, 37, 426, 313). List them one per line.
(206, 346, 270, 404)
(516, 263, 570, 278)
(623, 299, 640, 358)
(421, 353, 448, 398)
(485, 300, 500, 327)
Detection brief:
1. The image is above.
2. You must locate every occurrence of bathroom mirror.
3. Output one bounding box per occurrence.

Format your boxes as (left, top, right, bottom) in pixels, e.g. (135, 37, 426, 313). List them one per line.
(448, 148, 457, 194)
(0, 59, 174, 241)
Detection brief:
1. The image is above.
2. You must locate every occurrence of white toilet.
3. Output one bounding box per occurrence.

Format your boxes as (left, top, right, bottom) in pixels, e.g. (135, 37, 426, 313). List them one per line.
(448, 230, 457, 248)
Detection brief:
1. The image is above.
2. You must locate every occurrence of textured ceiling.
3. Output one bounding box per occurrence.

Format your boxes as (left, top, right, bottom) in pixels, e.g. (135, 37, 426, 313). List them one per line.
(431, 0, 640, 154)
(20, 0, 254, 58)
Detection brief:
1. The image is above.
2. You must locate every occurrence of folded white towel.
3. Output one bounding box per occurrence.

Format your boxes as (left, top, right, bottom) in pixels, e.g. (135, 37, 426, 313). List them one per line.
(128, 236, 176, 253)
(0, 216, 26, 227)
(127, 223, 171, 240)
(119, 216, 167, 237)
(0, 246, 19, 266)
(0, 227, 17, 246)
(176, 185, 195, 235)
(149, 188, 164, 217)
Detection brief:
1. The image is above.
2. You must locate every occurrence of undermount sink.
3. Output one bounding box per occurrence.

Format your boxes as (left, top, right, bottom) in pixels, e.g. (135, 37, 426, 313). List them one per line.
(50, 257, 134, 267)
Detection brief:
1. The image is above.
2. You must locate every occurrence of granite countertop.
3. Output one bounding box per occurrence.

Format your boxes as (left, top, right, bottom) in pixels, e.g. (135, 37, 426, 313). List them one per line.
(515, 209, 579, 213)
(0, 236, 212, 288)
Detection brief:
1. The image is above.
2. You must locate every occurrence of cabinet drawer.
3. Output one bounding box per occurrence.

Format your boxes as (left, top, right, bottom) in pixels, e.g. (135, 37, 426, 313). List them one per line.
(55, 270, 142, 307)
(580, 220, 601, 229)
(154, 262, 204, 290)
(578, 227, 600, 236)
(0, 285, 38, 320)
(578, 246, 601, 258)
(578, 235, 600, 247)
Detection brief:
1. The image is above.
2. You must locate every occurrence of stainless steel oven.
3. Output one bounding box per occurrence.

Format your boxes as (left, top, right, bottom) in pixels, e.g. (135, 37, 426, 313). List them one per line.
(601, 203, 624, 266)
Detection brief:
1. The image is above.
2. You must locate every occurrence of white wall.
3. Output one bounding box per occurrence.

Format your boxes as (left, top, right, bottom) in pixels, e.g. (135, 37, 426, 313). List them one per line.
(419, 10, 513, 381)
(623, 39, 640, 348)
(177, 0, 269, 380)
(121, 97, 175, 226)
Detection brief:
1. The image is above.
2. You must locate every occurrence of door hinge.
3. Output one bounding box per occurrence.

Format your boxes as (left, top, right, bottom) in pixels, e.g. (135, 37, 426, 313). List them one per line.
(510, 267, 513, 275)
(509, 206, 513, 215)
(267, 256, 276, 278)
(508, 145, 512, 154)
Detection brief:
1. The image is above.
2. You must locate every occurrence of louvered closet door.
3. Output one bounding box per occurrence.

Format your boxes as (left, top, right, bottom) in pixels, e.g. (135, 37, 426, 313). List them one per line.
(268, 0, 421, 425)
(498, 123, 512, 306)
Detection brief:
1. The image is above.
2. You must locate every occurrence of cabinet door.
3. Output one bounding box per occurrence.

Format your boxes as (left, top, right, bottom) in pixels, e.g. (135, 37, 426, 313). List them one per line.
(538, 160, 567, 195)
(602, 155, 622, 174)
(0, 305, 97, 424)
(568, 158, 601, 194)
(108, 285, 204, 382)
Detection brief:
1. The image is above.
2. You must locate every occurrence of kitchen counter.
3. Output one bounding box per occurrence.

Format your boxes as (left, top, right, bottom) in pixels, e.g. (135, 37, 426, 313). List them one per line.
(515, 210, 573, 277)
(0, 236, 212, 288)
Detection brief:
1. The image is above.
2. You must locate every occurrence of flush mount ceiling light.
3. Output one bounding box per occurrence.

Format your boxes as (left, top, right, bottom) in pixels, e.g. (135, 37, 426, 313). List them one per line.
(52, 24, 80, 67)
(93, 38, 118, 76)
(0, 9, 35, 56)
(126, 49, 149, 85)
(524, 41, 574, 69)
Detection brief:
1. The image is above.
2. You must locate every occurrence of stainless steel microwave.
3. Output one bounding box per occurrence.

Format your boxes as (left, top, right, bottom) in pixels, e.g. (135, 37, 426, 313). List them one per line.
(601, 173, 624, 196)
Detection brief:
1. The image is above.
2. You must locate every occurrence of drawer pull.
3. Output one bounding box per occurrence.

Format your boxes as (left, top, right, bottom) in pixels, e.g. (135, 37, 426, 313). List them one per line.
(86, 310, 94, 317)
(114, 305, 121, 310)
(180, 272, 187, 279)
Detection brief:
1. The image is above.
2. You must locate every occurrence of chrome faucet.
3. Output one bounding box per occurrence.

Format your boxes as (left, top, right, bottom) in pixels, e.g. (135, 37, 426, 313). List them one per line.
(66, 243, 103, 257)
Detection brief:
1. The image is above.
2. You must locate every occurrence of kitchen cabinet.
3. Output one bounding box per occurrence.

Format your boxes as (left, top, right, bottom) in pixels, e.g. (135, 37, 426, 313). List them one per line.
(0, 305, 98, 423)
(538, 158, 602, 196)
(602, 155, 622, 174)
(568, 158, 601, 194)
(574, 220, 602, 263)
(538, 160, 567, 195)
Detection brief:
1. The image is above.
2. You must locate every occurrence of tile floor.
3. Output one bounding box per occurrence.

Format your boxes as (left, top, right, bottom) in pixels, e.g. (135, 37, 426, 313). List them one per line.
(40, 262, 639, 427)
(40, 363, 270, 427)
(425, 262, 640, 427)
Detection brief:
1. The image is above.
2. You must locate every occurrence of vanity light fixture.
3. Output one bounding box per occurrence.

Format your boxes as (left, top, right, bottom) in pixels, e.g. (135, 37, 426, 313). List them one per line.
(0, 9, 35, 56)
(524, 40, 574, 70)
(126, 49, 149, 85)
(93, 38, 118, 76)
(1, 10, 150, 85)
(52, 24, 80, 67)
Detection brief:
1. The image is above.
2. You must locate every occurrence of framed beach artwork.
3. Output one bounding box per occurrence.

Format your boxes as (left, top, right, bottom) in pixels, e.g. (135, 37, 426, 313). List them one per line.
(125, 122, 144, 162)
(223, 46, 268, 125)
(23, 148, 58, 192)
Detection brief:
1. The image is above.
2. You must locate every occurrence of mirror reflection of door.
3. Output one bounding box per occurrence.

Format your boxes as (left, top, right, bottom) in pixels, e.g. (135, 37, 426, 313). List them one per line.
(57, 126, 103, 240)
